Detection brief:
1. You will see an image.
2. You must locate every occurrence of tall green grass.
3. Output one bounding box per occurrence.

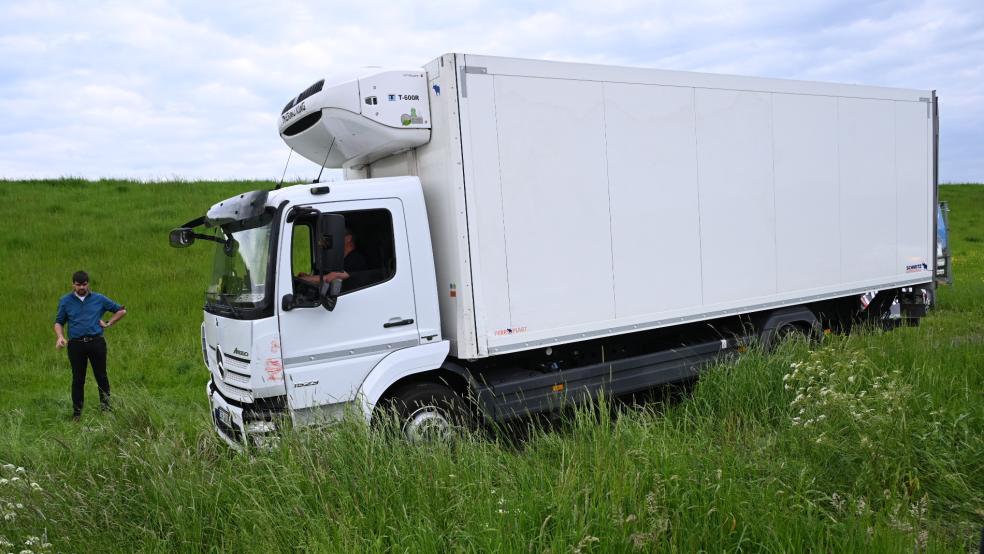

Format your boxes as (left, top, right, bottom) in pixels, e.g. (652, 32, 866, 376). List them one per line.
(0, 180, 981, 553)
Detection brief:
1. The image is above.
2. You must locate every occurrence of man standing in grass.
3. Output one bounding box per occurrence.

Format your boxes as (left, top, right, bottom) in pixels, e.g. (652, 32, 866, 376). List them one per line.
(53, 270, 127, 421)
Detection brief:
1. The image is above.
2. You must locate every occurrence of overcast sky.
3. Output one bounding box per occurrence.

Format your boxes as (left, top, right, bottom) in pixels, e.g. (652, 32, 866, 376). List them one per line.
(1, 0, 981, 182)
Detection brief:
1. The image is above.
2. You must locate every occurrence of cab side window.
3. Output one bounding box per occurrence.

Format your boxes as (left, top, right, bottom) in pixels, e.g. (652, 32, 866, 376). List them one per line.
(290, 208, 397, 297)
(291, 221, 314, 276)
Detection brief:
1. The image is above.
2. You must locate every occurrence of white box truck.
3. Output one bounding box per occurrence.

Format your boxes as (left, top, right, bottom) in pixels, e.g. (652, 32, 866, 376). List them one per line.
(170, 53, 939, 447)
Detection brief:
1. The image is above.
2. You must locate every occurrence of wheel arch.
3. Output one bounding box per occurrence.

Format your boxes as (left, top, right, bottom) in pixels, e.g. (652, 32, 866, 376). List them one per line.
(356, 340, 477, 421)
(756, 306, 820, 349)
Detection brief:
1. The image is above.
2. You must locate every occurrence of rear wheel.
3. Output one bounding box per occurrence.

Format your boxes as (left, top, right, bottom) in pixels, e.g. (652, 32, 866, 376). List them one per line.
(385, 381, 472, 442)
(775, 322, 809, 342)
(768, 322, 814, 350)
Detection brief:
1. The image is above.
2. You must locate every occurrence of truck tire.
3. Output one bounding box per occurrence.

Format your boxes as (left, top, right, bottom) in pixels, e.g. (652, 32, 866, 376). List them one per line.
(759, 307, 819, 350)
(774, 322, 811, 344)
(386, 381, 472, 442)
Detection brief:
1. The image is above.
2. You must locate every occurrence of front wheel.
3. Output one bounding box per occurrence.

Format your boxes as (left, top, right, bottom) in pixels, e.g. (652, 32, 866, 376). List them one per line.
(384, 381, 472, 442)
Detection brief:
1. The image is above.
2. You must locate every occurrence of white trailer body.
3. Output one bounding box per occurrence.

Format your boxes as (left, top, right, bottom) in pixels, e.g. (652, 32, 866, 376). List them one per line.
(176, 53, 937, 447)
(288, 53, 935, 360)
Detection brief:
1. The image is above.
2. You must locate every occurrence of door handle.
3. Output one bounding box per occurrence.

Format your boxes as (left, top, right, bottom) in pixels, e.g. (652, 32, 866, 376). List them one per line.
(383, 318, 414, 328)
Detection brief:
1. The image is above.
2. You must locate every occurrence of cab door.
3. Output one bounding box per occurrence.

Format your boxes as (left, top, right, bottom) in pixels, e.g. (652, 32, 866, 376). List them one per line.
(277, 198, 418, 413)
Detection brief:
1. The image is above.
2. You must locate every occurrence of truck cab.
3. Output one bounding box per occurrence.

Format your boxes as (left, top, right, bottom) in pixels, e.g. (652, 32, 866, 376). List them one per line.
(175, 178, 445, 447)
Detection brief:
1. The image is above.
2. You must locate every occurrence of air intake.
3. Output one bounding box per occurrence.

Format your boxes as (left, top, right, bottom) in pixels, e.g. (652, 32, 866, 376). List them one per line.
(281, 79, 325, 115)
(283, 111, 323, 137)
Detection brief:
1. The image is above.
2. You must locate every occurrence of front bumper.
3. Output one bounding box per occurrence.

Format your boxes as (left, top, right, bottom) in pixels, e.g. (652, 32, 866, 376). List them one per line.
(208, 381, 245, 449)
(208, 380, 287, 450)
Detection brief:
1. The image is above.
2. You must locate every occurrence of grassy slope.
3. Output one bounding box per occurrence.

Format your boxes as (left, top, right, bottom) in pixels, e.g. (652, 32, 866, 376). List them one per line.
(0, 180, 981, 553)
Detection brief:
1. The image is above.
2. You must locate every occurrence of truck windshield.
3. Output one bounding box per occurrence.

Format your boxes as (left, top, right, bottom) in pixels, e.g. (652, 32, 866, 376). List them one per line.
(205, 212, 274, 311)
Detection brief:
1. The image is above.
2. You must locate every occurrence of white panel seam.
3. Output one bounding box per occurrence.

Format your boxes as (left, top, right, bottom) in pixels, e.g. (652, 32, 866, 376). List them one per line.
(894, 101, 900, 275)
(769, 93, 779, 294)
(692, 87, 705, 305)
(452, 54, 480, 355)
(490, 76, 514, 327)
(601, 83, 619, 317)
(836, 98, 843, 284)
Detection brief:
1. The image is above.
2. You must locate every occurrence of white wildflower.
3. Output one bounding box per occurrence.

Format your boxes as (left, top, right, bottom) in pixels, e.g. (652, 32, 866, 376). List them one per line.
(14, 504, 23, 510)
(23, 538, 38, 547)
(14, 468, 24, 475)
(0, 479, 7, 485)
(30, 483, 41, 492)
(848, 375, 856, 384)
(916, 528, 928, 550)
(0, 536, 13, 547)
(1, 464, 14, 471)
(4, 512, 14, 521)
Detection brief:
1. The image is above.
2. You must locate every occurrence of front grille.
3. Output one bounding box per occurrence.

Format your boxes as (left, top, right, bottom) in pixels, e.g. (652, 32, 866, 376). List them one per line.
(222, 370, 250, 386)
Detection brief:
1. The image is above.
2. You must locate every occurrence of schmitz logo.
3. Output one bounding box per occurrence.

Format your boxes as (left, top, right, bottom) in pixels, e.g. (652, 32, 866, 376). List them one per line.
(281, 101, 307, 124)
(906, 262, 928, 272)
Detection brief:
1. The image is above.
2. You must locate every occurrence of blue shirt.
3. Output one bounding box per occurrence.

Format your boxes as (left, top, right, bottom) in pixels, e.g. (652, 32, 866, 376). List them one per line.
(54, 292, 123, 339)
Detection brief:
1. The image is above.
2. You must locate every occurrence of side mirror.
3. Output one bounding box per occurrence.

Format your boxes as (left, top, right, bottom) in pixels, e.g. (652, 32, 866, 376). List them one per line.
(169, 228, 195, 248)
(320, 278, 344, 311)
(314, 214, 346, 275)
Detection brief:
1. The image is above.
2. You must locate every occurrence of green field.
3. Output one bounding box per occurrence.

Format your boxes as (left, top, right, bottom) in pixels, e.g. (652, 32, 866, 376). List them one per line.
(0, 180, 981, 553)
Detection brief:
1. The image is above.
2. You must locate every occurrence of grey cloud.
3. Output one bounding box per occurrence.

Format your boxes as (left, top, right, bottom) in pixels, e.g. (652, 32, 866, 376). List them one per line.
(0, 0, 980, 181)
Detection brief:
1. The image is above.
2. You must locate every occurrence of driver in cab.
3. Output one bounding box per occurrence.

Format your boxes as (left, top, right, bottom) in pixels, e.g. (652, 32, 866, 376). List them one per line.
(296, 227, 368, 292)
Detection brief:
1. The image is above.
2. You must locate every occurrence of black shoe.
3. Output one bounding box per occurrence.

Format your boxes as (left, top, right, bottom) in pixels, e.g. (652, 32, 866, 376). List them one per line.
(100, 404, 112, 413)
(71, 414, 81, 422)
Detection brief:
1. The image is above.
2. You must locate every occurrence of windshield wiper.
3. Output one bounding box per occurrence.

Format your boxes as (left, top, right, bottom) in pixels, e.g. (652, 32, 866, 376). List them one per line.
(205, 296, 244, 318)
(218, 295, 245, 317)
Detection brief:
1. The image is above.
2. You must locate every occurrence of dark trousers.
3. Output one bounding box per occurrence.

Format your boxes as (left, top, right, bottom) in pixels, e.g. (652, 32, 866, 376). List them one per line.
(67, 337, 110, 415)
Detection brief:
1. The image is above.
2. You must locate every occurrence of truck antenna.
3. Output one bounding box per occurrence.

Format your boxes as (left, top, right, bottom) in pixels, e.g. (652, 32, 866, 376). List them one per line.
(275, 148, 293, 190)
(314, 137, 335, 184)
